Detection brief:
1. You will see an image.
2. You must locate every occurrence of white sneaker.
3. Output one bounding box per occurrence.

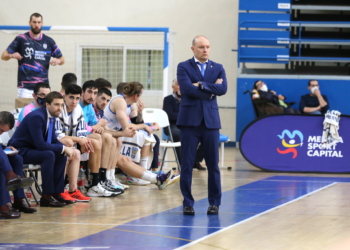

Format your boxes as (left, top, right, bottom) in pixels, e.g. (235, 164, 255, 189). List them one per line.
(125, 176, 150, 186)
(106, 179, 124, 190)
(112, 178, 129, 190)
(87, 183, 113, 197)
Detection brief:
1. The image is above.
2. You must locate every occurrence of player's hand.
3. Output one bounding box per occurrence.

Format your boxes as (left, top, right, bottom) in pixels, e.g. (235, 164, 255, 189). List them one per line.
(192, 83, 199, 87)
(137, 99, 145, 114)
(215, 78, 223, 84)
(270, 90, 276, 95)
(122, 127, 136, 138)
(92, 125, 104, 134)
(151, 122, 160, 131)
(59, 138, 74, 147)
(64, 147, 76, 157)
(10, 52, 23, 60)
(79, 138, 94, 153)
(144, 125, 153, 135)
(50, 58, 61, 66)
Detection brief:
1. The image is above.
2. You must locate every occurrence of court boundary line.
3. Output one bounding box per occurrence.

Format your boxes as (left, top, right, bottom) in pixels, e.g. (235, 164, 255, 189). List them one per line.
(0, 221, 224, 229)
(174, 182, 337, 250)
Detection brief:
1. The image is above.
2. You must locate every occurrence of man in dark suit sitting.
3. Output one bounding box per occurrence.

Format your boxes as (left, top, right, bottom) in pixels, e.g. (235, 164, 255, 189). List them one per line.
(162, 78, 205, 170)
(9, 92, 76, 207)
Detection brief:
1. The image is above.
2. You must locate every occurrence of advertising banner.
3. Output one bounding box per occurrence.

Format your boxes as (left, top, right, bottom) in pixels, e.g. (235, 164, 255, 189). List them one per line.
(240, 114, 350, 173)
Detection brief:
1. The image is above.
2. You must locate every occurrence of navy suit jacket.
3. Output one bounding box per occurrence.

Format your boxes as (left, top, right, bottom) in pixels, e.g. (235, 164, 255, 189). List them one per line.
(176, 57, 227, 129)
(9, 106, 63, 154)
(163, 94, 180, 126)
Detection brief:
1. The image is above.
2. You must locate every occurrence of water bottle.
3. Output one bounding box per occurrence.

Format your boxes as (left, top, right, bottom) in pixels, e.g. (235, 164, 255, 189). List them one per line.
(77, 166, 85, 192)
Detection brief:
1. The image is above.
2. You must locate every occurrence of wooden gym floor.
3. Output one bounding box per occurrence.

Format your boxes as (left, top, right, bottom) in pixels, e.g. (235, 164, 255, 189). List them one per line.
(1, 147, 350, 250)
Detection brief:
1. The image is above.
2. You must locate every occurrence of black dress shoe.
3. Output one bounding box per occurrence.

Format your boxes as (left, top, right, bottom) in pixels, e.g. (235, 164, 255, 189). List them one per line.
(183, 206, 195, 215)
(52, 194, 75, 205)
(6, 177, 35, 191)
(12, 200, 37, 213)
(40, 196, 66, 207)
(0, 207, 21, 219)
(193, 162, 206, 171)
(207, 205, 219, 215)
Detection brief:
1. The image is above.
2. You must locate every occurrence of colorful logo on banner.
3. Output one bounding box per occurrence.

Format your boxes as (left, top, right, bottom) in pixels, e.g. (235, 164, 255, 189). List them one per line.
(276, 130, 304, 159)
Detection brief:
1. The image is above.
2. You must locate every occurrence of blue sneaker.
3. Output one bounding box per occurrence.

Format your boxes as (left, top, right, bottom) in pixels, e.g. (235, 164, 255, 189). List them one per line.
(156, 170, 180, 190)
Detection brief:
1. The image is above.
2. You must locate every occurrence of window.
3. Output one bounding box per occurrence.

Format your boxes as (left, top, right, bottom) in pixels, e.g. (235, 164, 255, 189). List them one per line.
(81, 46, 163, 90)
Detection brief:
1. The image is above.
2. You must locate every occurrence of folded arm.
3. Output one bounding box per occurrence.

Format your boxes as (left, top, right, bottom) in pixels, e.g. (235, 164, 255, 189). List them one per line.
(200, 67, 228, 96)
(177, 64, 212, 101)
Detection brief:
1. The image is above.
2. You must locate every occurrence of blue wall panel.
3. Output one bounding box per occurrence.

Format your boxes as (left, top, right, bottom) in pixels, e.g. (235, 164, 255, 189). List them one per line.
(239, 13, 290, 29)
(239, 30, 290, 46)
(236, 78, 350, 141)
(240, 0, 291, 12)
(239, 48, 290, 64)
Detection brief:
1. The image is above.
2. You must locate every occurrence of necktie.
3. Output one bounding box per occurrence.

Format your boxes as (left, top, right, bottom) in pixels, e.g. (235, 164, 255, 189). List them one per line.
(46, 117, 55, 144)
(197, 62, 206, 77)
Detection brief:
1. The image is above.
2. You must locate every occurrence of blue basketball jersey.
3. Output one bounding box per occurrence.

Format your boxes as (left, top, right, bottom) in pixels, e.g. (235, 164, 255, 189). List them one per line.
(6, 32, 63, 90)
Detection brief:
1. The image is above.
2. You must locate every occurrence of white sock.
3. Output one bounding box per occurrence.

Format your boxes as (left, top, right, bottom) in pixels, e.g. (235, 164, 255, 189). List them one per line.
(141, 170, 157, 183)
(110, 169, 116, 180)
(106, 170, 111, 180)
(140, 157, 149, 169)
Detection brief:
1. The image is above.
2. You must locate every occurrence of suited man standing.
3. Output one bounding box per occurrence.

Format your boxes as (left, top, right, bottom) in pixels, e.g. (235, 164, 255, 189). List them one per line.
(177, 35, 227, 215)
(9, 92, 76, 207)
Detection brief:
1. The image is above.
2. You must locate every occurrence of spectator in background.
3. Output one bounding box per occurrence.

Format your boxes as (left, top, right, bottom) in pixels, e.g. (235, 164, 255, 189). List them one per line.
(17, 82, 51, 127)
(1, 13, 64, 98)
(163, 79, 205, 170)
(59, 73, 77, 96)
(299, 80, 329, 115)
(252, 80, 296, 114)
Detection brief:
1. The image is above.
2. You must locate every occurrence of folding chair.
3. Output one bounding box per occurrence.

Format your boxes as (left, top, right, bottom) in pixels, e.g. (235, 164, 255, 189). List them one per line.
(142, 108, 181, 171)
(219, 134, 230, 169)
(22, 164, 41, 205)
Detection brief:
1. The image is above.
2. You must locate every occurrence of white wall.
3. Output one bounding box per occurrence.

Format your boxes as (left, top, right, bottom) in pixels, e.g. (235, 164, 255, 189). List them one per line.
(0, 0, 239, 141)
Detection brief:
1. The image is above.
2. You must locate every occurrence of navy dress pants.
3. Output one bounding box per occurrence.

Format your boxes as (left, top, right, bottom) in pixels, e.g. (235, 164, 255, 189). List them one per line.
(8, 154, 25, 200)
(0, 149, 13, 206)
(19, 149, 67, 195)
(180, 121, 221, 207)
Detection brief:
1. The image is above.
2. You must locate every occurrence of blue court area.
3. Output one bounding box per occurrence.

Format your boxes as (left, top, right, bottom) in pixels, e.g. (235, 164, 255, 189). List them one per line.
(2, 175, 350, 249)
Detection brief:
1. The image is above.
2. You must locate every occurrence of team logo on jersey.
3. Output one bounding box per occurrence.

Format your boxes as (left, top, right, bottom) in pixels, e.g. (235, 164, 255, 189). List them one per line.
(43, 43, 47, 49)
(276, 130, 303, 159)
(131, 147, 138, 159)
(24, 47, 34, 59)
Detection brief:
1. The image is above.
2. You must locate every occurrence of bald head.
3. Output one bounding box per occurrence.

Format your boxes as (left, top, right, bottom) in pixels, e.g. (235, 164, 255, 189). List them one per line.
(191, 35, 210, 63)
(192, 35, 208, 46)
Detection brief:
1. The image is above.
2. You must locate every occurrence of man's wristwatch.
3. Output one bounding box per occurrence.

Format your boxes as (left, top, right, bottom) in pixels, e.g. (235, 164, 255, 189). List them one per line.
(198, 82, 203, 90)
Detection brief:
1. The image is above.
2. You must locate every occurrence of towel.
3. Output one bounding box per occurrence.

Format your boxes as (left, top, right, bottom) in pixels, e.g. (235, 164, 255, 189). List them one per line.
(320, 110, 343, 149)
(56, 103, 88, 139)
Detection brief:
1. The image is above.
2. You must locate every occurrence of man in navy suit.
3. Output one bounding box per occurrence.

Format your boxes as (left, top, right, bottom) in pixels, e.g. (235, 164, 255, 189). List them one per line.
(177, 35, 227, 215)
(9, 92, 76, 207)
